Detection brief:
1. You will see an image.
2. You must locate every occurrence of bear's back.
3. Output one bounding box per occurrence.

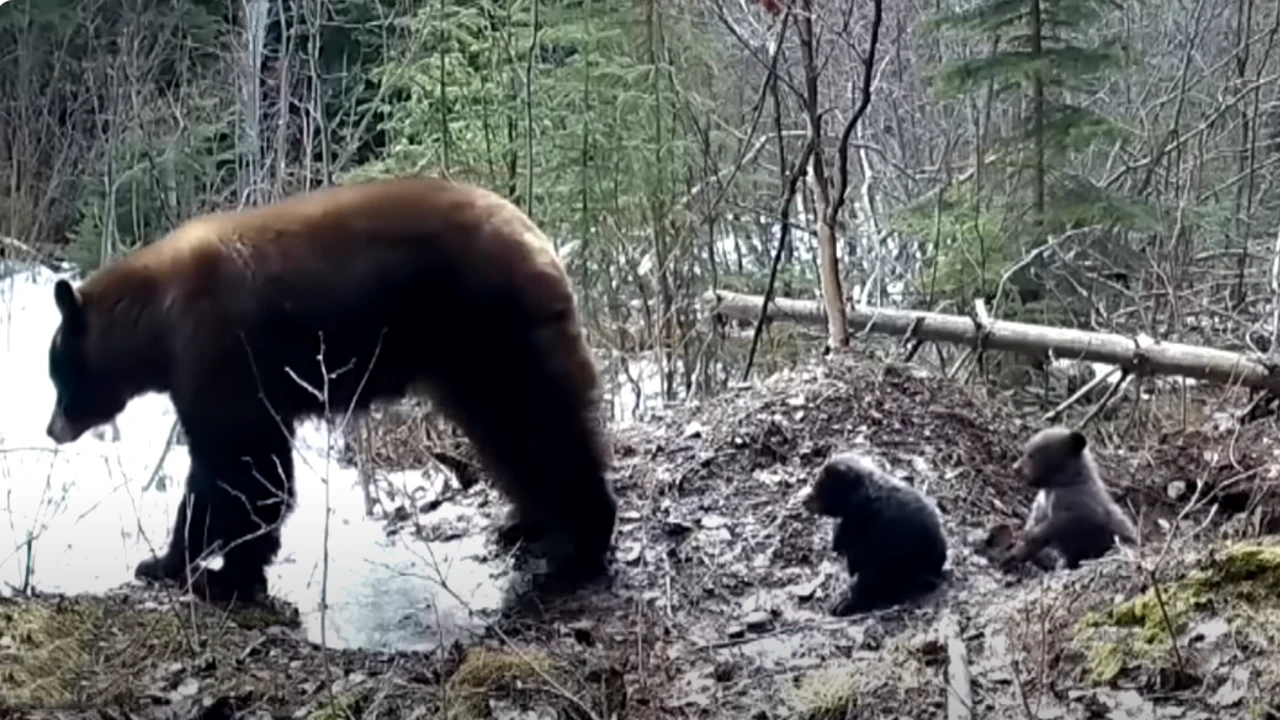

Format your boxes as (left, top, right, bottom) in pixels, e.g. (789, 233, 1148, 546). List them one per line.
(166, 178, 555, 270)
(97, 178, 569, 314)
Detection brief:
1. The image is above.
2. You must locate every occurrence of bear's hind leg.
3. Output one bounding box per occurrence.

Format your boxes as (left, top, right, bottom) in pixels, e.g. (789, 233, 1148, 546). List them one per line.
(435, 326, 616, 589)
(832, 566, 942, 616)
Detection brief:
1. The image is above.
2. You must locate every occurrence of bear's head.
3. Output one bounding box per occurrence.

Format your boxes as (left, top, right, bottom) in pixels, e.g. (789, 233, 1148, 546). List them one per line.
(45, 279, 130, 444)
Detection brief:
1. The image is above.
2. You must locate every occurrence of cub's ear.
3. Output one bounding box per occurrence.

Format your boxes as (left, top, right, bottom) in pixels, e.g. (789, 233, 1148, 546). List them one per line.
(1066, 429, 1088, 455)
(53, 279, 85, 330)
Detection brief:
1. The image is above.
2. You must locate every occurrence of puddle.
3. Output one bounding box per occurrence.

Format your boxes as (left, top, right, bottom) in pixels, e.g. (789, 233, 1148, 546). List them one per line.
(0, 264, 509, 652)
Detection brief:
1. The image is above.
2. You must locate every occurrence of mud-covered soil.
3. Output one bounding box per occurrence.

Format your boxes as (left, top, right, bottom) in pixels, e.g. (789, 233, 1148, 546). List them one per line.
(6, 353, 1280, 719)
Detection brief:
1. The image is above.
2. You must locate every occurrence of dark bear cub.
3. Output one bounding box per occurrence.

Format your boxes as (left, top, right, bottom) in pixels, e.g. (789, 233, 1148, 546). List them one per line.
(45, 177, 617, 604)
(802, 452, 949, 616)
(1000, 426, 1138, 572)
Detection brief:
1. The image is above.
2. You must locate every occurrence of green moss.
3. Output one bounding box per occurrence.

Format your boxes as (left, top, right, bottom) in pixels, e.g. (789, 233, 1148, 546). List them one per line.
(0, 598, 103, 708)
(785, 664, 859, 720)
(1105, 581, 1207, 642)
(448, 647, 559, 689)
(1071, 543, 1280, 688)
(444, 647, 567, 720)
(1084, 641, 1126, 684)
(1202, 544, 1280, 601)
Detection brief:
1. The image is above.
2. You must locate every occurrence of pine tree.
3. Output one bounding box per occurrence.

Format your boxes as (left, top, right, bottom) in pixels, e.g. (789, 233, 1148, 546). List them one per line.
(905, 0, 1156, 311)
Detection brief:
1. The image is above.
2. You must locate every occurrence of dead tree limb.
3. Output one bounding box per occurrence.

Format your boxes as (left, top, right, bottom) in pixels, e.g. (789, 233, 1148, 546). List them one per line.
(702, 290, 1280, 392)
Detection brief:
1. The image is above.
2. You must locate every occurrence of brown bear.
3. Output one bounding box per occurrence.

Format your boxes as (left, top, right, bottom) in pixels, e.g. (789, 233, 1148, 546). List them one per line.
(44, 176, 617, 603)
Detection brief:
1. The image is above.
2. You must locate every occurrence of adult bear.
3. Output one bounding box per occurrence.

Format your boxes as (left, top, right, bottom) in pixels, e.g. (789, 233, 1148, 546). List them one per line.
(44, 177, 617, 603)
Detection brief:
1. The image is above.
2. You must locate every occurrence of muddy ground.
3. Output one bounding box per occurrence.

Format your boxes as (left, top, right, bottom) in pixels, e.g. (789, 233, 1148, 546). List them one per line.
(5, 353, 1280, 719)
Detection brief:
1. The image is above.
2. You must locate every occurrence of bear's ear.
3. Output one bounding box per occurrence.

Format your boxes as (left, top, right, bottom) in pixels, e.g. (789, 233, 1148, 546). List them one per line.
(1066, 429, 1088, 455)
(53, 280, 85, 330)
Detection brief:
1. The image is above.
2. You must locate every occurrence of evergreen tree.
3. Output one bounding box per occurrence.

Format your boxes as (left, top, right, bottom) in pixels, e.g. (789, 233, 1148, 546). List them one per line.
(904, 0, 1156, 312)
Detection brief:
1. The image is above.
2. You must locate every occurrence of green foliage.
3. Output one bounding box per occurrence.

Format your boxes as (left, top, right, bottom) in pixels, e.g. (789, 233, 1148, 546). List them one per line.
(895, 183, 1012, 301)
(67, 99, 237, 270)
(911, 0, 1154, 312)
(351, 0, 729, 325)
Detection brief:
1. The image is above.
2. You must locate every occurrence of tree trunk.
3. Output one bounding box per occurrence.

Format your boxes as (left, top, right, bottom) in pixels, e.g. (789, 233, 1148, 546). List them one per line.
(795, 0, 849, 349)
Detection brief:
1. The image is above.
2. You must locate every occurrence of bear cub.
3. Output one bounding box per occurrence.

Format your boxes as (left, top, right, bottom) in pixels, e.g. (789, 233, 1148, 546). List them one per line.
(1000, 425, 1138, 572)
(803, 452, 949, 616)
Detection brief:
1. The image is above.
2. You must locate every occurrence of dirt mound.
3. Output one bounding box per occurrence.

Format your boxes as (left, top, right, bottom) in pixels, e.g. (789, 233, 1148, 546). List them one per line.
(610, 354, 1037, 530)
(482, 353, 1280, 718)
(476, 354, 1049, 716)
(1104, 421, 1280, 536)
(609, 353, 1280, 539)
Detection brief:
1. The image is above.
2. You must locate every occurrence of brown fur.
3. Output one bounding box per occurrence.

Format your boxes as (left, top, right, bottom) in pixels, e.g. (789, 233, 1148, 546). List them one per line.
(1002, 426, 1137, 572)
(45, 177, 616, 603)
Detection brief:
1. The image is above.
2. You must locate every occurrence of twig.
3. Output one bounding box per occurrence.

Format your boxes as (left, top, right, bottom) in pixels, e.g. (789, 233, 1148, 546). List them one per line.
(939, 611, 974, 720)
(742, 135, 817, 381)
(1079, 369, 1132, 428)
(1041, 364, 1122, 423)
(140, 419, 182, 493)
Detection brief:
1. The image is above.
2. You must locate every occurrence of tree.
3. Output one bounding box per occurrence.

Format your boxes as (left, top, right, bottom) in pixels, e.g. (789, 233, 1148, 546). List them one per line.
(914, 0, 1155, 314)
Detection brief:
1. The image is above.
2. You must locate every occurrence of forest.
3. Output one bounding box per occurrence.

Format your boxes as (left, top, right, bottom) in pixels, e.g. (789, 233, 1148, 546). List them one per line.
(3, 0, 1280, 717)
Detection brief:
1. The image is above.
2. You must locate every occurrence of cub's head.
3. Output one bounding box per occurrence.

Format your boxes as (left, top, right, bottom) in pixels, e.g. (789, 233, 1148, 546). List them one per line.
(802, 452, 880, 518)
(1013, 425, 1090, 489)
(46, 279, 129, 444)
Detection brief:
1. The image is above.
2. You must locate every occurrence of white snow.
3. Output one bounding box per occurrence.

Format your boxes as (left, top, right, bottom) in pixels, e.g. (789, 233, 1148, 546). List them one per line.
(0, 263, 504, 651)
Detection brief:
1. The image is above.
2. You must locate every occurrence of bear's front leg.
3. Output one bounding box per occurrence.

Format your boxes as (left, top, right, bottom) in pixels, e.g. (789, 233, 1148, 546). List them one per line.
(136, 479, 212, 586)
(187, 438, 294, 606)
(830, 571, 897, 617)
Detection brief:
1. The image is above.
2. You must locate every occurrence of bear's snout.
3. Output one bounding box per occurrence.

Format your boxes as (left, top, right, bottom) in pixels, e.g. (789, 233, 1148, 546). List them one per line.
(46, 409, 81, 445)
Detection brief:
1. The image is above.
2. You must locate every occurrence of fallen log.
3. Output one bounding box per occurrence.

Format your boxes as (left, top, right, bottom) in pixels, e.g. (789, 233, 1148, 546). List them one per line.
(701, 289, 1280, 393)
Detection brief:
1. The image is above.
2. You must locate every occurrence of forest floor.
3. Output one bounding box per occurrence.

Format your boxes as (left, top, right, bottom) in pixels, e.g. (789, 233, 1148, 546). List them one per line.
(6, 353, 1280, 719)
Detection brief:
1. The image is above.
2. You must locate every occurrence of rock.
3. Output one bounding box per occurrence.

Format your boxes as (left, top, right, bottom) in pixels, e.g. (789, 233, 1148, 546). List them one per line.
(787, 575, 825, 600)
(742, 611, 773, 632)
(700, 514, 730, 530)
(702, 527, 732, 543)
(177, 677, 200, 696)
(1210, 667, 1249, 708)
(663, 519, 696, 537)
(1186, 617, 1230, 647)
